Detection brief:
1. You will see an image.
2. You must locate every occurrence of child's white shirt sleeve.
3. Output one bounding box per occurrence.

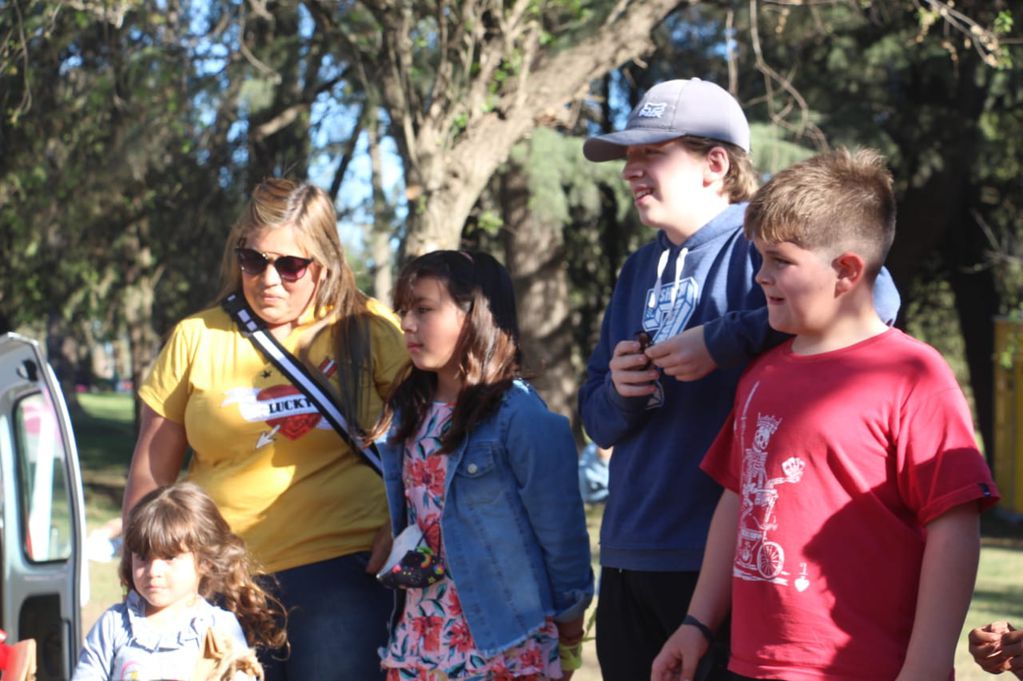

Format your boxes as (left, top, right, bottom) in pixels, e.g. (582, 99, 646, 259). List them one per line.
(71, 606, 124, 681)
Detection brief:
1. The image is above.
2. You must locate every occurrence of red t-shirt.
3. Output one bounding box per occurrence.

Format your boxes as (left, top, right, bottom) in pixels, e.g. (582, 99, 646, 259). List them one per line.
(702, 329, 999, 681)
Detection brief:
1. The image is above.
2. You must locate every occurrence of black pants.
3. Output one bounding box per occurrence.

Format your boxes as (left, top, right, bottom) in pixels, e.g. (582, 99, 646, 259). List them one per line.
(595, 567, 731, 681)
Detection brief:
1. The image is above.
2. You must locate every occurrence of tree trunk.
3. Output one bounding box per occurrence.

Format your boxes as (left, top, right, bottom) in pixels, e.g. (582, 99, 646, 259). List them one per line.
(367, 112, 393, 302)
(498, 158, 578, 436)
(246, 3, 311, 186)
(45, 312, 81, 416)
(376, 0, 686, 256)
(885, 50, 993, 457)
(895, 176, 996, 459)
(947, 221, 997, 463)
(121, 220, 160, 433)
(403, 115, 538, 256)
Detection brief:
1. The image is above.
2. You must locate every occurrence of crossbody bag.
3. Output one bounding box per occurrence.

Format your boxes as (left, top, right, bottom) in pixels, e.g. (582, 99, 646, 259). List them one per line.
(221, 292, 383, 476)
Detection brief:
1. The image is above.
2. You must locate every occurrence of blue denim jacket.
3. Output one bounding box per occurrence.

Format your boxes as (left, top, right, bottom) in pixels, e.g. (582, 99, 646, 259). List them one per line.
(380, 381, 594, 656)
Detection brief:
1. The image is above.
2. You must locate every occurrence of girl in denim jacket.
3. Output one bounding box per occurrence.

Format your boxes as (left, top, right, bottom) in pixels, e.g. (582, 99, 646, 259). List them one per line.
(373, 250, 594, 680)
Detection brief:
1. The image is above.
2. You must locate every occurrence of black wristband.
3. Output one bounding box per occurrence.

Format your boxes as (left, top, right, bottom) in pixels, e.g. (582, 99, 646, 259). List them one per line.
(682, 614, 714, 644)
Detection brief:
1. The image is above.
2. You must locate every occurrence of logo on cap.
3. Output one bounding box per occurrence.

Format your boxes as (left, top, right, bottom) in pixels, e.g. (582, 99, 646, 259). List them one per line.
(637, 102, 667, 118)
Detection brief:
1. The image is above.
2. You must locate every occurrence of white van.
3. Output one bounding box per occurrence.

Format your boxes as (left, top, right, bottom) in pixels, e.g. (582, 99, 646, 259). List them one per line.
(0, 333, 86, 680)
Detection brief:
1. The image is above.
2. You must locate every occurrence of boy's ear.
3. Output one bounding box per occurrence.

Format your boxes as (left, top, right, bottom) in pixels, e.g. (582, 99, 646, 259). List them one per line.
(704, 146, 730, 185)
(832, 251, 866, 294)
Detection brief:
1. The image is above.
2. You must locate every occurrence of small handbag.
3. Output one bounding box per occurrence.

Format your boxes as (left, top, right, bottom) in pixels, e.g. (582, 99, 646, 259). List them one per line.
(376, 522, 446, 589)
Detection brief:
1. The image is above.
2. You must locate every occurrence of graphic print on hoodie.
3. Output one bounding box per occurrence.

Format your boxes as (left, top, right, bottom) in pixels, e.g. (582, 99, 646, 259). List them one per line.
(642, 246, 698, 409)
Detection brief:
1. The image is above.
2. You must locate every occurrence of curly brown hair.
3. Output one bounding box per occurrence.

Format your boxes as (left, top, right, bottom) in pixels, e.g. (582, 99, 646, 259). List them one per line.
(119, 482, 288, 651)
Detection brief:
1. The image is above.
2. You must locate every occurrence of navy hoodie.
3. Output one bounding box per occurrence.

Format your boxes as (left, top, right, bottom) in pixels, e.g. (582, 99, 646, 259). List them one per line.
(579, 202, 900, 571)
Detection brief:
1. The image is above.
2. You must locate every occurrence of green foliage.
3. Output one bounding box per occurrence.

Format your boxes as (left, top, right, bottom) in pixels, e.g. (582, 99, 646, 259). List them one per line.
(240, 77, 277, 114)
(73, 392, 135, 514)
(0, 0, 340, 384)
(748, 123, 814, 177)
(511, 127, 634, 226)
(971, 65, 1023, 314)
(450, 112, 468, 137)
(904, 274, 974, 391)
(476, 209, 504, 235)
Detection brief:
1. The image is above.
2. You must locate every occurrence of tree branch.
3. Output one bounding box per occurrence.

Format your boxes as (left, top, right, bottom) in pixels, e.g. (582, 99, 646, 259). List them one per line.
(329, 102, 366, 202)
(509, 0, 683, 127)
(748, 0, 828, 148)
(913, 0, 1008, 67)
(423, 0, 459, 129)
(252, 73, 347, 140)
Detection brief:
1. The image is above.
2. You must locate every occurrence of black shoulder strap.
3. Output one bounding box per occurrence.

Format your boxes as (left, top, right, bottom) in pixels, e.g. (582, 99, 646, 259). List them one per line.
(221, 293, 383, 476)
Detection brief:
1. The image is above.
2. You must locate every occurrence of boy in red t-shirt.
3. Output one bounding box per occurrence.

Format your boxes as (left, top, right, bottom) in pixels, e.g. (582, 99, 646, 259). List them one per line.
(651, 148, 999, 681)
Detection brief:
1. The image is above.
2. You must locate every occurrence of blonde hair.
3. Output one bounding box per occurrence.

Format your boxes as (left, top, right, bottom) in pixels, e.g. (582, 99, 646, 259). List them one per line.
(119, 483, 287, 651)
(678, 136, 759, 202)
(215, 178, 375, 434)
(744, 147, 896, 278)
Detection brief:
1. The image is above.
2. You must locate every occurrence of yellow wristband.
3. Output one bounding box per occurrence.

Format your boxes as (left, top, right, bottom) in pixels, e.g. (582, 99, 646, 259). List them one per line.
(558, 640, 583, 671)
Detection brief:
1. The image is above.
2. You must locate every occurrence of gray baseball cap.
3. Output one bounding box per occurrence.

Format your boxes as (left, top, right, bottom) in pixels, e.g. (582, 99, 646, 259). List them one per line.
(583, 78, 751, 162)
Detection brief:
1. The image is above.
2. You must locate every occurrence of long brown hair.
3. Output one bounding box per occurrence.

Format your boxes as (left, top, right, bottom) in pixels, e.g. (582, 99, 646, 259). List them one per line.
(214, 178, 374, 435)
(374, 250, 520, 453)
(119, 482, 288, 650)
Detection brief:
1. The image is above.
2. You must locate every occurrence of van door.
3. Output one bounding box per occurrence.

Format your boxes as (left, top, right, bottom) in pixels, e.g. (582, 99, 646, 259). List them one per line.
(0, 332, 85, 680)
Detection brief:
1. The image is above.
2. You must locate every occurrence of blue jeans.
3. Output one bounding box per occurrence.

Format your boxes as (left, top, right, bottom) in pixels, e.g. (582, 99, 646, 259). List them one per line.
(261, 553, 392, 681)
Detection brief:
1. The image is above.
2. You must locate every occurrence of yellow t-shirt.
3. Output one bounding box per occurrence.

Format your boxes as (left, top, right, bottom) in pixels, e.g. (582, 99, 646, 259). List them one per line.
(138, 299, 408, 573)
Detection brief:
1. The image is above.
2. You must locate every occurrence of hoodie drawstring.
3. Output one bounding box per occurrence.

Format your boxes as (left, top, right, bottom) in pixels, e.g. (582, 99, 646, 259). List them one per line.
(670, 247, 689, 306)
(649, 249, 670, 308)
(649, 247, 689, 309)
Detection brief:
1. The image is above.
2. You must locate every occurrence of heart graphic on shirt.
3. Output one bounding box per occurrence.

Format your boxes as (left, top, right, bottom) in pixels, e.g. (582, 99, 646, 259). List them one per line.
(257, 385, 322, 440)
(794, 564, 810, 592)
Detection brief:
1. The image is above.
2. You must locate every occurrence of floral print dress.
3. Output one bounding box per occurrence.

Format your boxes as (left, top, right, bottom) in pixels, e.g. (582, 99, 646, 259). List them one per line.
(381, 402, 562, 681)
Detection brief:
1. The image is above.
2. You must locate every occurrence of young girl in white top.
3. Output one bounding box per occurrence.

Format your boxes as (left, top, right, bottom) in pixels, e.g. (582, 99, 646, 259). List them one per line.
(373, 250, 593, 680)
(73, 482, 286, 681)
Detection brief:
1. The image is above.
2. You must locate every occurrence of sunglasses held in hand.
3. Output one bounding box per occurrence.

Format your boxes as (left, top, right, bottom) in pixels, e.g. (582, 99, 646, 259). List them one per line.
(235, 247, 314, 282)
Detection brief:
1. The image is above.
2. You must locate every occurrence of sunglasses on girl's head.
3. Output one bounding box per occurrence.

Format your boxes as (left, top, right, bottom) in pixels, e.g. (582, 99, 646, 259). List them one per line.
(234, 247, 313, 282)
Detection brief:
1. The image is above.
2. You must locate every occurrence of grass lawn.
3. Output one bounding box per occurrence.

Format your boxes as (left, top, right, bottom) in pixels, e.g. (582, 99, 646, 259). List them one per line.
(74, 392, 136, 522)
(73, 392, 137, 628)
(72, 393, 1022, 679)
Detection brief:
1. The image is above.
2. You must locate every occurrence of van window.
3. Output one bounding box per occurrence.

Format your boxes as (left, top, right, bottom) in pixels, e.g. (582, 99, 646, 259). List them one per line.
(13, 392, 73, 562)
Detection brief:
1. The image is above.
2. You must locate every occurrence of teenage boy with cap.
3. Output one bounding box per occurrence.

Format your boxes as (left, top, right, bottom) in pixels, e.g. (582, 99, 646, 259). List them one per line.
(578, 78, 901, 681)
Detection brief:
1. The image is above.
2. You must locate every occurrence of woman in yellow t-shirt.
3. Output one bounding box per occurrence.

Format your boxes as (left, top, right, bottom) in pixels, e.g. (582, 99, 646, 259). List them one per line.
(123, 178, 409, 681)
